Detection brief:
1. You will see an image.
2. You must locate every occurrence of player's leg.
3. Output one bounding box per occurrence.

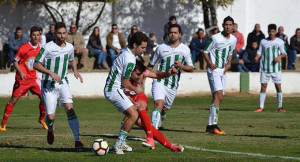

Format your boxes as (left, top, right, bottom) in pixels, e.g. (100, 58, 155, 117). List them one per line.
(0, 96, 20, 131)
(30, 79, 47, 129)
(273, 72, 285, 112)
(256, 72, 270, 112)
(151, 99, 164, 129)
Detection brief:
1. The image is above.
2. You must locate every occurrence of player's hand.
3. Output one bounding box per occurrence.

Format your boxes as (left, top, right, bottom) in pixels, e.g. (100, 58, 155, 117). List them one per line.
(224, 64, 231, 74)
(74, 71, 83, 83)
(255, 56, 260, 63)
(116, 49, 121, 53)
(19, 72, 26, 80)
(168, 67, 178, 76)
(174, 61, 182, 69)
(273, 56, 281, 64)
(209, 63, 217, 71)
(134, 102, 140, 110)
(134, 87, 143, 95)
(50, 72, 61, 83)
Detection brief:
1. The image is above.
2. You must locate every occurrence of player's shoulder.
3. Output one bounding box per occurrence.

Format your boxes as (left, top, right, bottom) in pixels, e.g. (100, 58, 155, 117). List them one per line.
(43, 41, 55, 49)
(230, 34, 237, 42)
(156, 42, 169, 50)
(178, 43, 190, 52)
(19, 42, 30, 50)
(121, 47, 136, 60)
(275, 38, 284, 44)
(65, 42, 74, 50)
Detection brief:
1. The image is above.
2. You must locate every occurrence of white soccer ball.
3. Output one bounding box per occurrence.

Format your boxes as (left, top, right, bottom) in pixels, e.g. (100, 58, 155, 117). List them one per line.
(91, 139, 109, 156)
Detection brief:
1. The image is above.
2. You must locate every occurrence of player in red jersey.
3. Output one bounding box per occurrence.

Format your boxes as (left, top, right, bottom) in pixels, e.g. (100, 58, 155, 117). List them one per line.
(0, 27, 47, 131)
(123, 60, 184, 152)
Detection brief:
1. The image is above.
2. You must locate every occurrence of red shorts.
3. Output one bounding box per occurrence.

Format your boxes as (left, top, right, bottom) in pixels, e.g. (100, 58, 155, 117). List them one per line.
(12, 78, 41, 97)
(131, 92, 149, 111)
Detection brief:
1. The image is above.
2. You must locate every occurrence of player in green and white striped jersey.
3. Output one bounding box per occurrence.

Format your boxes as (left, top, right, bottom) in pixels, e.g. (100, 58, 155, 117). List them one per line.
(254, 24, 287, 113)
(147, 24, 194, 129)
(34, 22, 84, 149)
(203, 16, 236, 135)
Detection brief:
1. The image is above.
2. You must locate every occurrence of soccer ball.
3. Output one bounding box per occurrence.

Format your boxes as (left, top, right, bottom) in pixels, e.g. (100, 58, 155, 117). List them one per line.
(91, 139, 109, 156)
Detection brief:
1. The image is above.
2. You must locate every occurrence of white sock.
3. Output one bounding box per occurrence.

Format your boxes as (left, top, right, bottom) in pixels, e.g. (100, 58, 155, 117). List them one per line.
(115, 130, 128, 146)
(208, 104, 219, 125)
(259, 92, 266, 109)
(151, 108, 161, 129)
(119, 121, 124, 131)
(277, 91, 283, 108)
(68, 114, 80, 142)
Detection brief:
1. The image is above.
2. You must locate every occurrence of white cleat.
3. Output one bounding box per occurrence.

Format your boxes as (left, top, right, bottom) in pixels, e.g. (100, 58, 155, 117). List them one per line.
(122, 142, 133, 152)
(113, 145, 124, 155)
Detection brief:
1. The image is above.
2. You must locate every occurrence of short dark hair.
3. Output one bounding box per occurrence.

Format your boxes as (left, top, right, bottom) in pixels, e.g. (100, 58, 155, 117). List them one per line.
(134, 60, 146, 73)
(168, 24, 182, 34)
(129, 32, 149, 48)
(223, 16, 234, 24)
(55, 22, 66, 31)
(16, 26, 22, 32)
(268, 24, 277, 31)
(30, 26, 40, 35)
(295, 28, 300, 34)
(169, 16, 176, 21)
(149, 33, 156, 38)
(112, 24, 117, 27)
(197, 28, 204, 33)
(38, 27, 43, 32)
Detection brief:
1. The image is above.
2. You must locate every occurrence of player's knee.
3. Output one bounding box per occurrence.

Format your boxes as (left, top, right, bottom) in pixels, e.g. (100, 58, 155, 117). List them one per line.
(9, 96, 19, 105)
(66, 108, 75, 116)
(47, 114, 55, 121)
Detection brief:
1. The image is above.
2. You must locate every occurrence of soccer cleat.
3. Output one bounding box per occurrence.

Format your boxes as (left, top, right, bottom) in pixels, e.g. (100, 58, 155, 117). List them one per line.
(75, 141, 84, 149)
(142, 138, 155, 149)
(205, 125, 213, 133)
(122, 141, 133, 152)
(38, 119, 48, 130)
(278, 108, 286, 112)
(206, 125, 226, 135)
(254, 108, 264, 112)
(113, 145, 124, 155)
(0, 123, 6, 131)
(47, 130, 54, 145)
(170, 145, 184, 152)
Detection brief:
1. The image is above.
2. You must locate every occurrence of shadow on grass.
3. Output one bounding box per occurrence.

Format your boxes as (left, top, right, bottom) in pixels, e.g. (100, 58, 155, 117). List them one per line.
(0, 143, 91, 152)
(234, 134, 290, 139)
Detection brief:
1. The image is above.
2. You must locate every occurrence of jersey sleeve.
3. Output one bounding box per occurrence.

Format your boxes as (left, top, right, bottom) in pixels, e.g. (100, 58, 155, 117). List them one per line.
(203, 37, 215, 54)
(184, 48, 193, 66)
(149, 47, 160, 66)
(122, 56, 135, 79)
(14, 45, 24, 61)
(229, 41, 237, 56)
(69, 45, 75, 61)
(279, 41, 287, 55)
(257, 41, 263, 56)
(35, 46, 47, 63)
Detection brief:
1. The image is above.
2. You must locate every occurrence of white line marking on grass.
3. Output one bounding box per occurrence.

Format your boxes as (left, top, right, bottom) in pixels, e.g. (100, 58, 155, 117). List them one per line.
(1, 133, 300, 161)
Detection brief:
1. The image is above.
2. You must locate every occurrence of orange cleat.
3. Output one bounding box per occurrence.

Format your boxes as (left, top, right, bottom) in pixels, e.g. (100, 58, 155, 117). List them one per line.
(0, 123, 6, 131)
(206, 125, 226, 135)
(75, 141, 84, 149)
(254, 108, 264, 112)
(142, 138, 155, 149)
(38, 119, 48, 130)
(278, 108, 286, 112)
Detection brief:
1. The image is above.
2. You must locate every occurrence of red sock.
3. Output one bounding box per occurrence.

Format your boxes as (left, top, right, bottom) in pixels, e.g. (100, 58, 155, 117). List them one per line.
(2, 103, 14, 124)
(152, 125, 172, 149)
(39, 101, 46, 120)
(139, 110, 153, 138)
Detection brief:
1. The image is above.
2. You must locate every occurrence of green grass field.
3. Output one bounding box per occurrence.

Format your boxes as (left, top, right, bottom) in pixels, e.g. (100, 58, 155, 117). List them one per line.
(0, 95, 299, 161)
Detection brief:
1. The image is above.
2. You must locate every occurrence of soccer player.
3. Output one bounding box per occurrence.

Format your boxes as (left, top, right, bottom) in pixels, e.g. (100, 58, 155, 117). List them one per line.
(147, 24, 194, 129)
(254, 24, 287, 112)
(203, 16, 237, 135)
(124, 60, 184, 152)
(0, 27, 47, 131)
(33, 22, 84, 149)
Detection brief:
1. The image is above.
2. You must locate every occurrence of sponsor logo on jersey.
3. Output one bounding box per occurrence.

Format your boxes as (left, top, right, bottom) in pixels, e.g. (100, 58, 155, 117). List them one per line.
(25, 57, 36, 70)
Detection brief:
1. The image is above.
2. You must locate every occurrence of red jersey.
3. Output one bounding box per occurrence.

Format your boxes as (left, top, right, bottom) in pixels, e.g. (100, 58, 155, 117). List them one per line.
(127, 80, 148, 106)
(14, 42, 40, 81)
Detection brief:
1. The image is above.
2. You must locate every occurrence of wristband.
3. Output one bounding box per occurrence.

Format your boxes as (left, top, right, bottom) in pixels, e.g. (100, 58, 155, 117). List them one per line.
(143, 69, 150, 77)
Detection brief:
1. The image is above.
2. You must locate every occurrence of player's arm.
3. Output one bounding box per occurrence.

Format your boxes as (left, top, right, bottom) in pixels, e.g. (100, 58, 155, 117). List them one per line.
(70, 59, 83, 83)
(146, 67, 178, 79)
(122, 78, 142, 94)
(224, 56, 232, 74)
(203, 37, 217, 71)
(255, 42, 263, 63)
(13, 60, 26, 80)
(274, 42, 287, 63)
(204, 53, 216, 71)
(174, 61, 194, 72)
(34, 62, 61, 83)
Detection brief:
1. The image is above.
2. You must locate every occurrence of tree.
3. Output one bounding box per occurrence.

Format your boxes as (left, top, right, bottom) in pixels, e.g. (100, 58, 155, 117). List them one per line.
(1, 0, 112, 35)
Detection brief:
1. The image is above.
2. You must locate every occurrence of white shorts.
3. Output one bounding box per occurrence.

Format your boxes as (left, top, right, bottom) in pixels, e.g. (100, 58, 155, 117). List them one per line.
(104, 89, 133, 113)
(152, 81, 177, 109)
(207, 68, 227, 94)
(41, 82, 73, 115)
(260, 72, 282, 84)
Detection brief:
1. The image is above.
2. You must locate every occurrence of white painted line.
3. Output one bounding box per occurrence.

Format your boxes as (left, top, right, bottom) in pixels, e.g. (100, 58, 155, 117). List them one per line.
(0, 133, 299, 161)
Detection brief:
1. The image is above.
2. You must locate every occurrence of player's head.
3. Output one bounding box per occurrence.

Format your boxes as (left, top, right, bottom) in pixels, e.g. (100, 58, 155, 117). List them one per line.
(131, 60, 146, 82)
(30, 26, 41, 44)
(112, 24, 118, 34)
(197, 28, 204, 37)
(168, 24, 182, 43)
(15, 26, 23, 38)
(129, 32, 148, 56)
(222, 16, 234, 35)
(169, 16, 177, 24)
(268, 24, 277, 39)
(251, 41, 258, 49)
(295, 28, 300, 38)
(55, 22, 67, 43)
(70, 23, 77, 34)
(50, 24, 55, 34)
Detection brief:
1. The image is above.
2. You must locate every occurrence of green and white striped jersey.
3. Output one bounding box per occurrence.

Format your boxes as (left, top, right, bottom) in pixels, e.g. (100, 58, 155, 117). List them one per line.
(149, 43, 193, 90)
(35, 41, 74, 88)
(204, 32, 236, 69)
(104, 47, 136, 92)
(257, 38, 286, 73)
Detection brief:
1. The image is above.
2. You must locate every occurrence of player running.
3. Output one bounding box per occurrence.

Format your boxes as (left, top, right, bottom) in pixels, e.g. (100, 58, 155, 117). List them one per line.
(0, 27, 47, 131)
(147, 24, 194, 129)
(33, 22, 84, 149)
(203, 16, 237, 135)
(254, 24, 287, 112)
(124, 60, 184, 152)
